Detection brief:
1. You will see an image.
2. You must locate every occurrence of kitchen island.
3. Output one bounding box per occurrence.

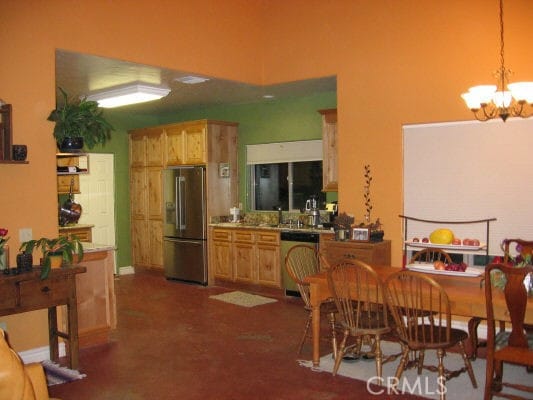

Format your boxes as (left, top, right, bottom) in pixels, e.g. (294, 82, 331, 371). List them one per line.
(75, 243, 117, 348)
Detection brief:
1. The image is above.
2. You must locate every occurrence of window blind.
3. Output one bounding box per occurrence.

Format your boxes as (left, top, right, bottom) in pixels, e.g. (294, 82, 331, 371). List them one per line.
(403, 118, 533, 256)
(246, 140, 322, 165)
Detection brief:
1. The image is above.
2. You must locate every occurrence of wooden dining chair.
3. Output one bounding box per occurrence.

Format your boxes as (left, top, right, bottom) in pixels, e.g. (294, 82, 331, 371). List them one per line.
(327, 260, 398, 382)
(469, 238, 533, 360)
(483, 263, 533, 400)
(285, 244, 338, 357)
(409, 248, 452, 264)
(384, 270, 477, 400)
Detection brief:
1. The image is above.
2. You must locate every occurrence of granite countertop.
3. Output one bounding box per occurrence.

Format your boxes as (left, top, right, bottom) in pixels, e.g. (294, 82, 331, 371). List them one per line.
(209, 222, 334, 234)
(81, 242, 115, 252)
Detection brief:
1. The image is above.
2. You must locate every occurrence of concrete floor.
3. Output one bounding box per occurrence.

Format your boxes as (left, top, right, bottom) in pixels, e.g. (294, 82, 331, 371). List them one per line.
(49, 269, 425, 400)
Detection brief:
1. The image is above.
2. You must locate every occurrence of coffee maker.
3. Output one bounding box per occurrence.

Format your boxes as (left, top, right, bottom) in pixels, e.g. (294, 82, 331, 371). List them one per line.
(305, 194, 321, 227)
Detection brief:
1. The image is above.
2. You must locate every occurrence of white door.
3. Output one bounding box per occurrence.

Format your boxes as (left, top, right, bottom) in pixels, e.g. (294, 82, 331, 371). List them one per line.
(76, 153, 116, 248)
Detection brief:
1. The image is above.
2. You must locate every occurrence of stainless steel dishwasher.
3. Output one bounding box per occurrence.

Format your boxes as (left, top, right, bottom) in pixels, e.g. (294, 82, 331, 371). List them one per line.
(280, 230, 320, 296)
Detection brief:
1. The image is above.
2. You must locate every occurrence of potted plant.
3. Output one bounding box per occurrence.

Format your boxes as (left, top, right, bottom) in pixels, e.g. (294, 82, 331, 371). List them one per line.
(19, 236, 84, 279)
(47, 87, 114, 152)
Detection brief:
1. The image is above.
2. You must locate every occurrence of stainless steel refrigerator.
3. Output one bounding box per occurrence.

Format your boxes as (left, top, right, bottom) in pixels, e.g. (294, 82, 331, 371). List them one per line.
(163, 166, 207, 285)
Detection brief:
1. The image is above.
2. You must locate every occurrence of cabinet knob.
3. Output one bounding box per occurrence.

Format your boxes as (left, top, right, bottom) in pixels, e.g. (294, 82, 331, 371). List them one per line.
(41, 286, 51, 293)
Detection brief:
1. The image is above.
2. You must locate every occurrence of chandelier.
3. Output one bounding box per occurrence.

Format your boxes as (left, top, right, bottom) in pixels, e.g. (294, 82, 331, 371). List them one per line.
(461, 0, 533, 122)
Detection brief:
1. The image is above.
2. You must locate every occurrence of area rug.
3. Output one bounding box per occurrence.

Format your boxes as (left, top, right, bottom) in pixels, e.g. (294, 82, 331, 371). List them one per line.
(209, 291, 277, 308)
(298, 341, 530, 399)
(42, 360, 86, 386)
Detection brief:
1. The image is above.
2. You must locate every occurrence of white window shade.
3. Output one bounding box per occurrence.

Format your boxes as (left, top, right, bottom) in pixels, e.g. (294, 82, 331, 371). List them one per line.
(403, 118, 533, 256)
(246, 140, 322, 164)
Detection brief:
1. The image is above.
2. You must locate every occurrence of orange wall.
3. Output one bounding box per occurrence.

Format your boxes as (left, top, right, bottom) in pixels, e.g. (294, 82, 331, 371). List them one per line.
(261, 0, 533, 265)
(1, 0, 532, 350)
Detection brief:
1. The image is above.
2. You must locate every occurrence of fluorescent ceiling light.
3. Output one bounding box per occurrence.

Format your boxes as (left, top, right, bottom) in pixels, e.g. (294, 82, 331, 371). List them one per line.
(86, 83, 171, 108)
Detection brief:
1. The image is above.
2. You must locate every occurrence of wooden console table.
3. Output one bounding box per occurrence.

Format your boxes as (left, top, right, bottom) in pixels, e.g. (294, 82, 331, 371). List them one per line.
(0, 266, 86, 369)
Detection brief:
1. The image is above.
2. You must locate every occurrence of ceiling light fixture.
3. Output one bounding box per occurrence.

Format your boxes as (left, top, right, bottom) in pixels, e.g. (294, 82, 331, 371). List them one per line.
(461, 0, 532, 122)
(86, 82, 171, 108)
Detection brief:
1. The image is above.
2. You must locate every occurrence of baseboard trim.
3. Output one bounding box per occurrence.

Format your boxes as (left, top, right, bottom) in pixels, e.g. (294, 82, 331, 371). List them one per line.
(18, 343, 66, 364)
(119, 266, 135, 275)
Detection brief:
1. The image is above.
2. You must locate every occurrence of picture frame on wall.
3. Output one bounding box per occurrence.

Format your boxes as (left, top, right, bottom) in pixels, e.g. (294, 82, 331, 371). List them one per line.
(0, 104, 13, 161)
(352, 227, 370, 242)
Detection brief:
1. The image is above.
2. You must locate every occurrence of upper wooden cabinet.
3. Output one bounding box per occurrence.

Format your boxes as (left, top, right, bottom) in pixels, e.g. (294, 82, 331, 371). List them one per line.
(165, 122, 207, 165)
(129, 128, 164, 167)
(318, 109, 338, 192)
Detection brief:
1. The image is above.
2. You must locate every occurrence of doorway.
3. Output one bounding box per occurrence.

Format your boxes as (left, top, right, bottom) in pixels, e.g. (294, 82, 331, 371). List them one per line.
(76, 153, 116, 260)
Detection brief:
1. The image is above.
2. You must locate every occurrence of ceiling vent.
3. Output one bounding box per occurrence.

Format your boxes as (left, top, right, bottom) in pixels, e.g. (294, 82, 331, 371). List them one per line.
(175, 76, 210, 85)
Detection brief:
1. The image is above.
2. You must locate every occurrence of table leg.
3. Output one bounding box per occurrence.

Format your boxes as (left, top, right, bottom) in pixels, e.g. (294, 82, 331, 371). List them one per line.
(309, 284, 321, 367)
(48, 307, 59, 363)
(68, 295, 80, 369)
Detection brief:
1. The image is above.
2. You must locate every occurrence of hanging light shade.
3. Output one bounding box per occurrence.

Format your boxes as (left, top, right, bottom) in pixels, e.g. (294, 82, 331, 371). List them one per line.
(461, 0, 532, 122)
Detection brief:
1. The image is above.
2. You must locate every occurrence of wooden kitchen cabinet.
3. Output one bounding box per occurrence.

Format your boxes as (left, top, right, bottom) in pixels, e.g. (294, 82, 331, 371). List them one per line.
(211, 229, 233, 280)
(128, 129, 164, 270)
(318, 109, 338, 192)
(130, 120, 238, 275)
(209, 228, 281, 288)
(320, 238, 391, 267)
(256, 231, 280, 287)
(165, 122, 206, 165)
(56, 153, 89, 194)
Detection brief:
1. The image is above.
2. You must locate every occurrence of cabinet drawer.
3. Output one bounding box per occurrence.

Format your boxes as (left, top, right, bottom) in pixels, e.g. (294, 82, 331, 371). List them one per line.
(57, 175, 80, 194)
(256, 231, 280, 245)
(233, 231, 255, 243)
(0, 281, 17, 309)
(18, 277, 70, 308)
(213, 229, 231, 241)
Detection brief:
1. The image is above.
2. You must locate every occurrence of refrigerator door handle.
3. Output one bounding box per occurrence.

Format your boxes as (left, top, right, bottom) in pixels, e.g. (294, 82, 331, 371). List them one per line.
(178, 176, 186, 230)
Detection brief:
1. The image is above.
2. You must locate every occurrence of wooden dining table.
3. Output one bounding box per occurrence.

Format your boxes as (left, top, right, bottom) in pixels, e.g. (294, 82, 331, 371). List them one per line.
(304, 264, 533, 366)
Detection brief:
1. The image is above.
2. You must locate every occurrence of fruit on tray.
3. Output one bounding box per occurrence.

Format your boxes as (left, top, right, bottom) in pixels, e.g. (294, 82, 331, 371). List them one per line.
(422, 237, 429, 243)
(433, 260, 446, 270)
(433, 261, 468, 272)
(445, 262, 467, 272)
(452, 238, 461, 245)
(429, 228, 454, 244)
(412, 237, 420, 242)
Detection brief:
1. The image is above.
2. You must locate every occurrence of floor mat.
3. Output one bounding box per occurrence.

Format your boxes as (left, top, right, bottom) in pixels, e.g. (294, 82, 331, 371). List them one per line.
(209, 290, 277, 308)
(298, 340, 531, 399)
(42, 360, 87, 386)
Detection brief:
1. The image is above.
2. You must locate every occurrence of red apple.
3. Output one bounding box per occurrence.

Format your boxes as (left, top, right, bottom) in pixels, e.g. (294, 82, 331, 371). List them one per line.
(471, 239, 480, 246)
(452, 238, 461, 245)
(463, 238, 473, 246)
(422, 237, 429, 243)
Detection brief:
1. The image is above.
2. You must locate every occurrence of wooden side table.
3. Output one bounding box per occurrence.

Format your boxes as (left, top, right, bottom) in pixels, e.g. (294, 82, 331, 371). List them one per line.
(0, 266, 86, 369)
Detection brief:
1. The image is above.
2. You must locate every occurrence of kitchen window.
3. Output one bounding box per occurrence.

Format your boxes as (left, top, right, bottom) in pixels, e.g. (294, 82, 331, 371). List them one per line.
(246, 140, 324, 211)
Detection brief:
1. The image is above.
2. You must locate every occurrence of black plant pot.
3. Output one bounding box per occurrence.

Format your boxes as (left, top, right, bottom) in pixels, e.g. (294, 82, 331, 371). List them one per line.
(59, 137, 84, 153)
(16, 252, 33, 272)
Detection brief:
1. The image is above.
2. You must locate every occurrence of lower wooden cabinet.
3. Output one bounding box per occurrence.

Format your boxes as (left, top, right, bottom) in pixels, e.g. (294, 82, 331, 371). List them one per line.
(320, 238, 392, 267)
(210, 228, 281, 288)
(59, 225, 93, 242)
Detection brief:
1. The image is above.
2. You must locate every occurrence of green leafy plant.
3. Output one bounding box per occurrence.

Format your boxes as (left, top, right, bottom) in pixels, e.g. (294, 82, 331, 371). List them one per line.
(19, 236, 84, 279)
(47, 87, 114, 150)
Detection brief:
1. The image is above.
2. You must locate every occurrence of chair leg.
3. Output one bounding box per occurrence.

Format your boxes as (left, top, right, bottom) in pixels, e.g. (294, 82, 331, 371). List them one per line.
(458, 341, 478, 388)
(394, 346, 410, 385)
(374, 335, 384, 384)
(468, 317, 482, 360)
(297, 312, 312, 355)
(417, 349, 425, 375)
(436, 348, 446, 400)
(332, 331, 348, 376)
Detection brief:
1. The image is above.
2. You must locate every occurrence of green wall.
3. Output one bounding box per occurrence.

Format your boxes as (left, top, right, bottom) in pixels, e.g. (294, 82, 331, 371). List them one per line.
(99, 91, 336, 269)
